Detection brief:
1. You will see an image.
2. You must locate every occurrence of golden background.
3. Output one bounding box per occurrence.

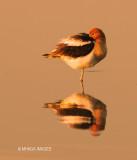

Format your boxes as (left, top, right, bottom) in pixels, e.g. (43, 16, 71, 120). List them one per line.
(0, 0, 137, 159)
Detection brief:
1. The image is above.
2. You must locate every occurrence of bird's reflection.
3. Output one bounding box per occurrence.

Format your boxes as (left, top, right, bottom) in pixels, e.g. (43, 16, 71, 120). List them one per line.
(44, 91, 107, 136)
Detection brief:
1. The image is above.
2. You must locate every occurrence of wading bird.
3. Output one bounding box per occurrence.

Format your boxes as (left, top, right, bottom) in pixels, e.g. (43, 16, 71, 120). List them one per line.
(43, 28, 107, 82)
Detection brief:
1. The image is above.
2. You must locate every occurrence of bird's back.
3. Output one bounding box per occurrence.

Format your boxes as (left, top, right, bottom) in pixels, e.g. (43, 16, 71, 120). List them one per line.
(43, 33, 95, 58)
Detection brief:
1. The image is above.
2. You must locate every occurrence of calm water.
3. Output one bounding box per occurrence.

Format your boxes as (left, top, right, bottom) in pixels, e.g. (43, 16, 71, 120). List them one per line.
(0, 0, 137, 159)
(45, 84, 107, 136)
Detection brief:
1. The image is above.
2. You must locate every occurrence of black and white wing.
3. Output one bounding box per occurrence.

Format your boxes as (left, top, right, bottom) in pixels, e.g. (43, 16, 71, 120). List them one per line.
(46, 33, 95, 58)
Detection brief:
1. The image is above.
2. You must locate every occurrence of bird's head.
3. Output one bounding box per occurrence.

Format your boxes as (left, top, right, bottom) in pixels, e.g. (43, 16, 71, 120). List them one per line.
(89, 28, 106, 41)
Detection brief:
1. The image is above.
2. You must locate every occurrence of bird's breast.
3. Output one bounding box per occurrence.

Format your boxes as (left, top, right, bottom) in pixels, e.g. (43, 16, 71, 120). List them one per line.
(94, 41, 107, 60)
(62, 50, 97, 69)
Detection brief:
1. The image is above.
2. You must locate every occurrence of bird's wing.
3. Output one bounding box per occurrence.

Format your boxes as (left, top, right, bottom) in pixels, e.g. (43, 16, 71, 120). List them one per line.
(50, 33, 95, 58)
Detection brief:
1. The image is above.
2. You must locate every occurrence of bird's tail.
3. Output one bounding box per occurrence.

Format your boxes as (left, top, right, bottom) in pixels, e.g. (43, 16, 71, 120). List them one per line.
(43, 102, 61, 114)
(42, 53, 50, 58)
(42, 53, 60, 58)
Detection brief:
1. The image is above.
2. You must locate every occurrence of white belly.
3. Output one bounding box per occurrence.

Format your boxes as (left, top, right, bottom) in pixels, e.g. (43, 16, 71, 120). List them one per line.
(62, 50, 97, 69)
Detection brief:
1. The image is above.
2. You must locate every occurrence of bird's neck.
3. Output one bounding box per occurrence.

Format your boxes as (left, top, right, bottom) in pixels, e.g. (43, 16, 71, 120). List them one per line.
(94, 38, 107, 58)
(96, 37, 106, 43)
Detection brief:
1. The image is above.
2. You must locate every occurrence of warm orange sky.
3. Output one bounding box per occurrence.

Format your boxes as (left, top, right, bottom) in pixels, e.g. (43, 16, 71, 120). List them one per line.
(0, 0, 137, 160)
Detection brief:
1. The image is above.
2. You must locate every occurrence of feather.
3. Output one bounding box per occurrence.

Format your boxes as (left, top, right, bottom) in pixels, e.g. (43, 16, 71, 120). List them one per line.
(49, 33, 95, 58)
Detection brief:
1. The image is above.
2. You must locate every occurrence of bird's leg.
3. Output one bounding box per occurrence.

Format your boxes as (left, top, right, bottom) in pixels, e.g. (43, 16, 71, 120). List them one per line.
(80, 80, 85, 95)
(80, 68, 84, 82)
(80, 68, 85, 94)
